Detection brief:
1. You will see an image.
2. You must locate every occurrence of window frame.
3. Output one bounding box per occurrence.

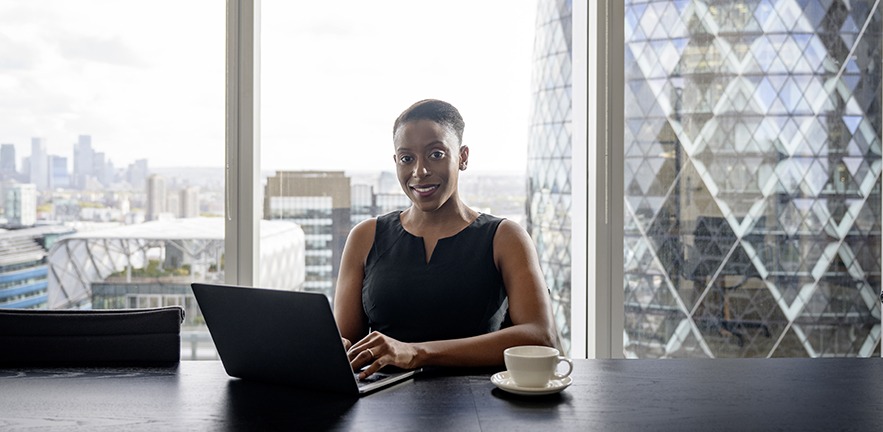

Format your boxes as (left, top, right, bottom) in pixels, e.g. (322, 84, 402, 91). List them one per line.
(225, 0, 261, 287)
(581, 0, 624, 359)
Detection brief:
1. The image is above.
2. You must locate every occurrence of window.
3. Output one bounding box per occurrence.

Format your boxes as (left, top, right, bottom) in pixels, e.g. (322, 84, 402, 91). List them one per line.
(0, 0, 224, 359)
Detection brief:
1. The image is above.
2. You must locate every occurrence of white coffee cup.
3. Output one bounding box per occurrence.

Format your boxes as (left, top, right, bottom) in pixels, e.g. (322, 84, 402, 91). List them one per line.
(503, 345, 573, 388)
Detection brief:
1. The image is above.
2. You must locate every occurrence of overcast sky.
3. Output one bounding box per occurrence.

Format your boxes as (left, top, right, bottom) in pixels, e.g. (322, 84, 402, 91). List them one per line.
(0, 1, 536, 174)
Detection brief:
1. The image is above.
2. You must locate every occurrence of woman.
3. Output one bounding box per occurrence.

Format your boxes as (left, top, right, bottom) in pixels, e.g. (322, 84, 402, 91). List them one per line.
(334, 99, 557, 379)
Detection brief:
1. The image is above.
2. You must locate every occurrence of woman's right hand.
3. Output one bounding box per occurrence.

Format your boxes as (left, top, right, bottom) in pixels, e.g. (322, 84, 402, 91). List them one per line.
(347, 331, 421, 379)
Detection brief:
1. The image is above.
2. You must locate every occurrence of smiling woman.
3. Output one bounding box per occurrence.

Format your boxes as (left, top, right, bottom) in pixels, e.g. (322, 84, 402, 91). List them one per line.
(258, 0, 539, 316)
(332, 99, 557, 379)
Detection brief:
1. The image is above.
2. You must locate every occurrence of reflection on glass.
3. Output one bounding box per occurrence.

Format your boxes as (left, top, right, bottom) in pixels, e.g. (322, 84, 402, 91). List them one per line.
(624, 1, 882, 357)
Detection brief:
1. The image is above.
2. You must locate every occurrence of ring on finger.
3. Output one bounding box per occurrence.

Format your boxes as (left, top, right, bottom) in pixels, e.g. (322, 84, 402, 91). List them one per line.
(366, 348, 374, 359)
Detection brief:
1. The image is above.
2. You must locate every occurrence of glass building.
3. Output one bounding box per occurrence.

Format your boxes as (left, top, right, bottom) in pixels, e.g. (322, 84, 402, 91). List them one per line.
(264, 171, 351, 299)
(526, 0, 573, 353)
(623, 1, 882, 357)
(0, 225, 74, 309)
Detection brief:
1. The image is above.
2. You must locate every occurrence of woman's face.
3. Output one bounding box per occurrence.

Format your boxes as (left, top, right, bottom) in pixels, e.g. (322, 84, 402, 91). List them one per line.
(393, 119, 468, 213)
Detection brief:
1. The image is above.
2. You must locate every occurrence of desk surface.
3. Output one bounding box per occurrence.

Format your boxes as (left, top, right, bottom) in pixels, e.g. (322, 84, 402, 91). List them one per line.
(2, 358, 882, 431)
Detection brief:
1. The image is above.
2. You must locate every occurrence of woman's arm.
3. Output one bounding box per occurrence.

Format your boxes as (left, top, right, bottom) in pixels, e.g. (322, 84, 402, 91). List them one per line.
(333, 218, 376, 345)
(348, 219, 557, 378)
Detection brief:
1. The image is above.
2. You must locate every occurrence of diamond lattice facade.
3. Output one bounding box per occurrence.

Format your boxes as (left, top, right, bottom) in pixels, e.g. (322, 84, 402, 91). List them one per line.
(527, 0, 573, 353)
(624, 0, 882, 357)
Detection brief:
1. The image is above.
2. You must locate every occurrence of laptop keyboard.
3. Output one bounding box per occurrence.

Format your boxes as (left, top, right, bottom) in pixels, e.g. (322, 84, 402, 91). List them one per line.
(355, 371, 390, 385)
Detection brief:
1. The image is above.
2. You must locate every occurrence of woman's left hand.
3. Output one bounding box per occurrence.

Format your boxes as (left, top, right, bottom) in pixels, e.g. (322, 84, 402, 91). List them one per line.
(346, 331, 419, 379)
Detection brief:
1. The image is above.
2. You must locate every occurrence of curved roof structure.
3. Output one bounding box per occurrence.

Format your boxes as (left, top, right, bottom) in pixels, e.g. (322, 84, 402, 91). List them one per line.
(47, 218, 304, 309)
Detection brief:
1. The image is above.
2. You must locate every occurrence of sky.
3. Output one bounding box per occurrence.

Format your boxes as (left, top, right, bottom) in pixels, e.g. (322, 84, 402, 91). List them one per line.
(0, 0, 537, 174)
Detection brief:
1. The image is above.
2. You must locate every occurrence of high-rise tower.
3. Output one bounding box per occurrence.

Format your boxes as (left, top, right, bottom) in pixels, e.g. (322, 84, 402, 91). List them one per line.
(526, 0, 573, 353)
(29, 138, 48, 191)
(623, 1, 882, 357)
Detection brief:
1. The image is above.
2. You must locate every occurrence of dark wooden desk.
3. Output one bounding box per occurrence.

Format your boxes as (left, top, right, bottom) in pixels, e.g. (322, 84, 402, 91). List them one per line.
(2, 358, 881, 431)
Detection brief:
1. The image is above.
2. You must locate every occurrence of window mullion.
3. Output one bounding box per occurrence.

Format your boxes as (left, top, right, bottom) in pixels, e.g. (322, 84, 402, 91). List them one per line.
(225, 0, 261, 287)
(586, 0, 624, 359)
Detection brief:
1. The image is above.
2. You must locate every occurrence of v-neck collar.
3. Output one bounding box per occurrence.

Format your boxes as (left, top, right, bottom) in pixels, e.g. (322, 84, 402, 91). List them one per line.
(394, 211, 484, 265)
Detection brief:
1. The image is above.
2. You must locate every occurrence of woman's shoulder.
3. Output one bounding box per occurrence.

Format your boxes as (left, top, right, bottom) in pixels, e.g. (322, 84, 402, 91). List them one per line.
(490, 218, 532, 247)
(346, 217, 379, 251)
(376, 210, 403, 226)
(473, 213, 521, 234)
(350, 210, 406, 247)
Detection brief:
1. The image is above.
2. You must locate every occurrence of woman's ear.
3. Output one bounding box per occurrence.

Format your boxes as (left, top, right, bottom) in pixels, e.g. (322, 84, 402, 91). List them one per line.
(459, 145, 469, 171)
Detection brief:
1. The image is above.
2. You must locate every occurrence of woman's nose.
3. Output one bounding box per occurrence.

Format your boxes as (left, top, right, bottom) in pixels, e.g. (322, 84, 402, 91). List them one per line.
(412, 159, 431, 177)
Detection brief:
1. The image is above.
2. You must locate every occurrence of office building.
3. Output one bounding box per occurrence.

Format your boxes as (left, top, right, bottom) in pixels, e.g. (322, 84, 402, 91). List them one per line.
(48, 155, 70, 189)
(0, 144, 15, 179)
(180, 187, 200, 218)
(0, 225, 75, 308)
(128, 159, 149, 190)
(147, 174, 166, 221)
(92, 152, 113, 186)
(93, 151, 113, 187)
(621, 1, 881, 357)
(526, 0, 573, 352)
(350, 184, 373, 225)
(264, 171, 350, 299)
(73, 135, 94, 190)
(29, 138, 48, 191)
(4, 183, 37, 228)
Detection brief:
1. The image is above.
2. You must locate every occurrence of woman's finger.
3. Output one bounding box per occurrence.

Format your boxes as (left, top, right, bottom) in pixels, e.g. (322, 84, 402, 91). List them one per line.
(357, 356, 383, 380)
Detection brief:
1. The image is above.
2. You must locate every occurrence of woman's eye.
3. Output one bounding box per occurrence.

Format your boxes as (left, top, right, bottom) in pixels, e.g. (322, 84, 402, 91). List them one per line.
(398, 155, 414, 164)
(429, 151, 445, 160)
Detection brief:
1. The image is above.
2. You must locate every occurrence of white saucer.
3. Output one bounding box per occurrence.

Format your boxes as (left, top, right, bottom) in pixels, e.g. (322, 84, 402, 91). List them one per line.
(491, 371, 572, 396)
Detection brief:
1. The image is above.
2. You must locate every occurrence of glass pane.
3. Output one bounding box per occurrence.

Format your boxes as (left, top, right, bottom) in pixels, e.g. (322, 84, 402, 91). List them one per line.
(0, 1, 224, 360)
(624, 0, 882, 357)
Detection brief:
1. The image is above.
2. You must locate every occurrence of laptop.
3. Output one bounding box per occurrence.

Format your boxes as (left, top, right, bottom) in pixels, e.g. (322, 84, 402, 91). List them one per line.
(191, 283, 419, 396)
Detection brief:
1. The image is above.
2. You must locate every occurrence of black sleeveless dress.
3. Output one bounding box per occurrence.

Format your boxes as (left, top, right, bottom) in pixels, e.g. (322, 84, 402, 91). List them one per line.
(362, 211, 508, 343)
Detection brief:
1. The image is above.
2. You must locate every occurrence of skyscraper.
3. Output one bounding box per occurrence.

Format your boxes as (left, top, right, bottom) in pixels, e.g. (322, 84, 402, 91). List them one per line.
(93, 151, 111, 186)
(73, 135, 94, 190)
(623, 1, 881, 357)
(180, 187, 200, 218)
(128, 159, 149, 190)
(264, 171, 351, 299)
(4, 183, 37, 227)
(147, 174, 167, 221)
(0, 144, 16, 179)
(48, 155, 70, 189)
(526, 0, 573, 353)
(29, 138, 48, 191)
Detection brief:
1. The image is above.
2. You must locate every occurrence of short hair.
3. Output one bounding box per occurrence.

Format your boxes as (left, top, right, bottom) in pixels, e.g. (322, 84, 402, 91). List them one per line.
(393, 99, 465, 145)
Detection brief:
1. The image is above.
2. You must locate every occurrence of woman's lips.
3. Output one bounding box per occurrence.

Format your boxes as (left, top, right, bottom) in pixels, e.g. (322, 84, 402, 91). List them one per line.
(410, 184, 439, 197)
